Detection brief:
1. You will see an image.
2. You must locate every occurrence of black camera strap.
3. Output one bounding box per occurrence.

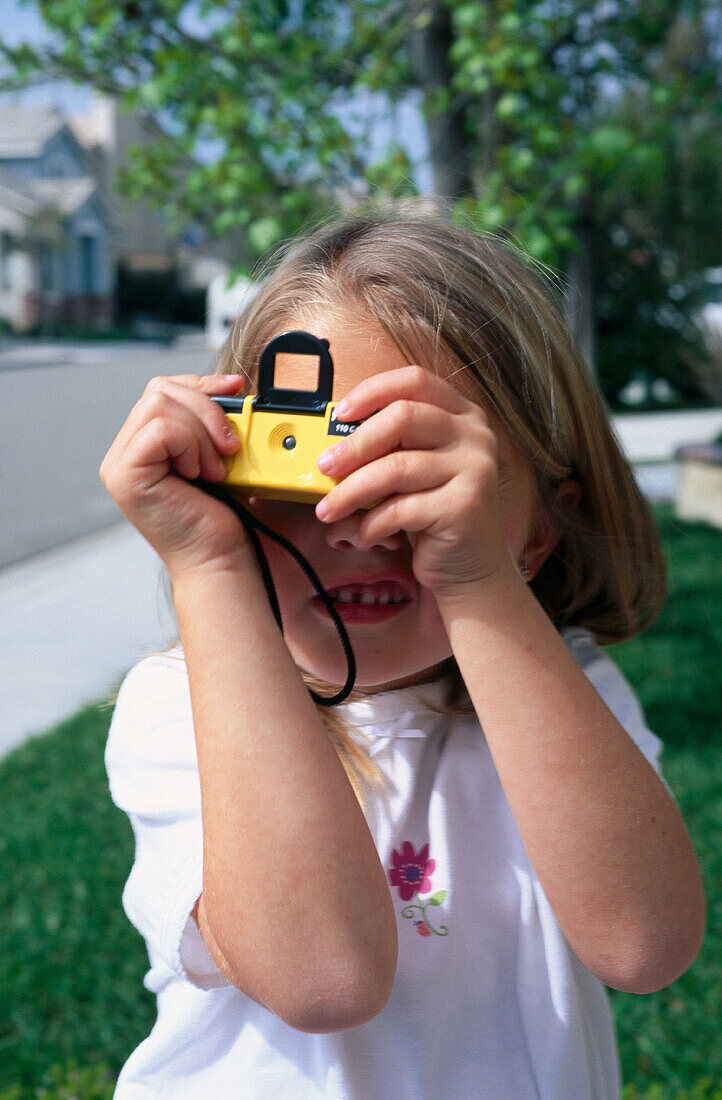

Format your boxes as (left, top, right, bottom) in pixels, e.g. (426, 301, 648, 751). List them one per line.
(198, 481, 356, 706)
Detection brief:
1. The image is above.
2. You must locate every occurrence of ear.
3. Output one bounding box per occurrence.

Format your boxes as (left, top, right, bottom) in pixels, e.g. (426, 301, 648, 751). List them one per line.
(520, 479, 581, 581)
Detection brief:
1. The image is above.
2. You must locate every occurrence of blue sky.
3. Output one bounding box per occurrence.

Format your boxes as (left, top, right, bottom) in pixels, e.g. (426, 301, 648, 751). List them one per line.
(0, 0, 95, 110)
(1, 0, 46, 48)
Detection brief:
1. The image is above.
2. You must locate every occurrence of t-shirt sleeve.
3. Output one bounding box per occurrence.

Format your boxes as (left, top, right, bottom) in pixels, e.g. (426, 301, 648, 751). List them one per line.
(105, 652, 228, 990)
(563, 628, 664, 775)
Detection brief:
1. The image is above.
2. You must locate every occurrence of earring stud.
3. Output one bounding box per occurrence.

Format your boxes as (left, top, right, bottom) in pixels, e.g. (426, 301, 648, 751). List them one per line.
(520, 561, 530, 576)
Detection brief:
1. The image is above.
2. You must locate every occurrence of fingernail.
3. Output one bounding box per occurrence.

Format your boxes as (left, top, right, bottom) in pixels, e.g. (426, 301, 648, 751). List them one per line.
(316, 498, 329, 519)
(317, 446, 339, 473)
(335, 398, 350, 418)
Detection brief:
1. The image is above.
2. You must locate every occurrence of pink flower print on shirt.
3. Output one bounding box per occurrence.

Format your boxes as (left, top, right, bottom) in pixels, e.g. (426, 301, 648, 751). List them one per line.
(388, 841, 448, 937)
(389, 841, 435, 901)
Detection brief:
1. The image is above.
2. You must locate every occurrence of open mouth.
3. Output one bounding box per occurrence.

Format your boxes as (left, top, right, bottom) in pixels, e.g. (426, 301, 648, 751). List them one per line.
(326, 582, 409, 606)
(313, 579, 413, 622)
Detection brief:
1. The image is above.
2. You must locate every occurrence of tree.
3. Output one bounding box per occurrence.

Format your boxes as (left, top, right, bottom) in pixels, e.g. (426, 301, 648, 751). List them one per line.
(3, 0, 719, 398)
(591, 8, 722, 402)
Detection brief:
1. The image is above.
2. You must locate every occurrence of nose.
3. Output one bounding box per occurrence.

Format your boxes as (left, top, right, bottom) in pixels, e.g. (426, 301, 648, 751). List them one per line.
(323, 510, 402, 552)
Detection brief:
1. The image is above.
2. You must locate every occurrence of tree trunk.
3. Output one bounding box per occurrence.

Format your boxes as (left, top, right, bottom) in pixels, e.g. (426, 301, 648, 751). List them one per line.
(410, 3, 473, 200)
(479, 86, 499, 181)
(563, 202, 596, 374)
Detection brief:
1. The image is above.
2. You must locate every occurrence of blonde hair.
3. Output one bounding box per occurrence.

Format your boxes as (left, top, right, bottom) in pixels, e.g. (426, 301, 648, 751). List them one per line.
(215, 207, 665, 794)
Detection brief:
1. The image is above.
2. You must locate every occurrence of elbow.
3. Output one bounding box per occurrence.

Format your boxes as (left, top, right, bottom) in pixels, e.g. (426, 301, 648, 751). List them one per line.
(250, 933, 398, 1033)
(609, 929, 705, 995)
(591, 896, 706, 995)
(220, 930, 398, 1033)
(604, 949, 700, 995)
(198, 890, 398, 1032)
(276, 957, 397, 1033)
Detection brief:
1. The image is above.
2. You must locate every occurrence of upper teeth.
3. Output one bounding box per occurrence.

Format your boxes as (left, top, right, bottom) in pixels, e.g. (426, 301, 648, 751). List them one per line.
(330, 585, 407, 605)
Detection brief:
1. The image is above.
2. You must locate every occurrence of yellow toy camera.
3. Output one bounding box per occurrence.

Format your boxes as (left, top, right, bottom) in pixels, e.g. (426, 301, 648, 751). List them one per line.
(211, 330, 361, 503)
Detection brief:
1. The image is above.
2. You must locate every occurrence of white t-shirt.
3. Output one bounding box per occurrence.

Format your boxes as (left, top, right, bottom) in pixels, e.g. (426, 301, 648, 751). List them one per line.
(106, 628, 663, 1099)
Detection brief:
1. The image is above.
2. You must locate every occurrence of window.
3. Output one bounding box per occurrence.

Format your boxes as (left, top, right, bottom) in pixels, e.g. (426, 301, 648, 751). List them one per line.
(0, 233, 11, 291)
(39, 243, 54, 293)
(79, 235, 96, 294)
(44, 153, 73, 179)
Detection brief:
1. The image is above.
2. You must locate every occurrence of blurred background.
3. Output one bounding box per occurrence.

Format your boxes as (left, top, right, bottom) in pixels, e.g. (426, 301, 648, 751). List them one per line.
(0, 1, 720, 1097)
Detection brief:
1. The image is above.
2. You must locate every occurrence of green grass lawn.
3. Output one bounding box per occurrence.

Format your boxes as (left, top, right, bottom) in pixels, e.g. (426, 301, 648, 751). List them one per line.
(607, 511, 722, 1094)
(0, 509, 720, 1098)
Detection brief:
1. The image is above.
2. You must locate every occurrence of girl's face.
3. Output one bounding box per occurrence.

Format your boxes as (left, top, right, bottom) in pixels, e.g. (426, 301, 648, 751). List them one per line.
(247, 308, 540, 692)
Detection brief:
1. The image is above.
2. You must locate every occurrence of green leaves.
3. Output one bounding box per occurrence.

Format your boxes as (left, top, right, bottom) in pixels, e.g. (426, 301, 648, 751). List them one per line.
(585, 126, 636, 169)
(1, 0, 718, 400)
(247, 215, 283, 256)
(494, 92, 525, 122)
(451, 3, 488, 32)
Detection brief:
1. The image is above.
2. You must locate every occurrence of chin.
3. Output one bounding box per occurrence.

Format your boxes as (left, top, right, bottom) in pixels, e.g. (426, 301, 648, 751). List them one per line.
(297, 657, 395, 691)
(294, 649, 450, 695)
(284, 619, 452, 694)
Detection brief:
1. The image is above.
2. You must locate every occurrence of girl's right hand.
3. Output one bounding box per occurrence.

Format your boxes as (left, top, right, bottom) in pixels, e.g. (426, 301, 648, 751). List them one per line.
(100, 373, 249, 578)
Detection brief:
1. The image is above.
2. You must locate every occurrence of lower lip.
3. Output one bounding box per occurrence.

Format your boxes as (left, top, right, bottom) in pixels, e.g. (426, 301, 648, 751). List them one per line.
(312, 598, 410, 624)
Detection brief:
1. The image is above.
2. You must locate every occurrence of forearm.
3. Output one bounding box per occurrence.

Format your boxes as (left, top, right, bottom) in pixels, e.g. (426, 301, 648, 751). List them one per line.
(172, 557, 397, 1030)
(438, 576, 704, 992)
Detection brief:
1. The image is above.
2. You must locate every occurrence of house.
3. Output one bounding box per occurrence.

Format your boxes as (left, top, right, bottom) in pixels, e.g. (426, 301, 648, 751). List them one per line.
(0, 97, 237, 333)
(70, 97, 178, 278)
(0, 104, 112, 331)
(70, 96, 229, 318)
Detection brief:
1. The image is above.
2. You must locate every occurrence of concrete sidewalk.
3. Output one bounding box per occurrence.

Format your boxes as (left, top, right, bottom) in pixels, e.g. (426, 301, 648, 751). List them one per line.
(0, 524, 176, 758)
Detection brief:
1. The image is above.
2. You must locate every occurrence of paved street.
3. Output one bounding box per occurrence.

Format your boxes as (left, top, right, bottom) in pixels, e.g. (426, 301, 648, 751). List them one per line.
(1, 336, 721, 758)
(0, 335, 212, 567)
(0, 336, 214, 755)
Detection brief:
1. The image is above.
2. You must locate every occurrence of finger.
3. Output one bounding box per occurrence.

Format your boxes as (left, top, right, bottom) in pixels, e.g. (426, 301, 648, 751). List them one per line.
(317, 450, 452, 522)
(145, 377, 243, 455)
(163, 420, 202, 482)
(355, 471, 490, 552)
(120, 398, 229, 484)
(108, 417, 201, 496)
(144, 372, 245, 394)
(354, 486, 447, 548)
(334, 365, 471, 422)
(317, 400, 453, 479)
(115, 376, 243, 456)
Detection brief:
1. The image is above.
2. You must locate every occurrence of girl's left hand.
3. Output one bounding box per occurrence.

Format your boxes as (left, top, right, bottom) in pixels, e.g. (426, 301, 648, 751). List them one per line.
(314, 366, 522, 601)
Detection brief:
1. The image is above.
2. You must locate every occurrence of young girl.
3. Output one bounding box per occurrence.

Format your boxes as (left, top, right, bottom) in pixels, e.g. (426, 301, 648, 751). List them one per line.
(101, 210, 704, 1099)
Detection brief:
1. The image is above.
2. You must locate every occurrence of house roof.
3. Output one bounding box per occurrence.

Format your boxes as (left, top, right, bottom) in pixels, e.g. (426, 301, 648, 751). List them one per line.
(0, 166, 105, 231)
(0, 167, 40, 216)
(70, 97, 168, 156)
(0, 104, 67, 157)
(31, 177, 97, 215)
